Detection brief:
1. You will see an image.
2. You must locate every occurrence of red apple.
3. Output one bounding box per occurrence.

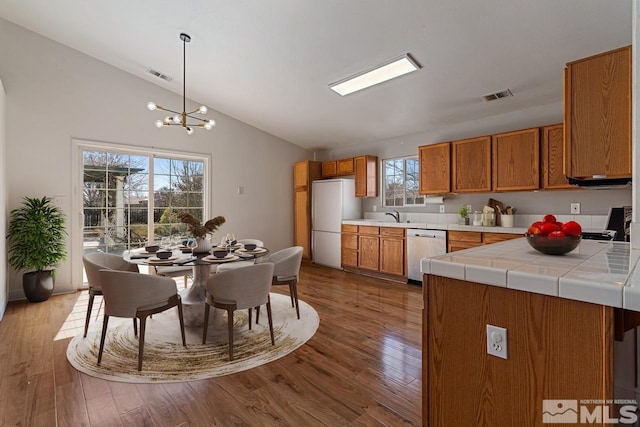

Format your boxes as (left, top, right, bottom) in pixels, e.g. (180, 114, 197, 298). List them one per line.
(543, 214, 557, 224)
(549, 230, 566, 238)
(527, 226, 542, 235)
(540, 222, 560, 235)
(561, 221, 582, 237)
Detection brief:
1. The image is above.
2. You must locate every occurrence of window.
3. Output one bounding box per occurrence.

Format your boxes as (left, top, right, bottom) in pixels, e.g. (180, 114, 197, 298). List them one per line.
(82, 148, 207, 256)
(382, 156, 424, 207)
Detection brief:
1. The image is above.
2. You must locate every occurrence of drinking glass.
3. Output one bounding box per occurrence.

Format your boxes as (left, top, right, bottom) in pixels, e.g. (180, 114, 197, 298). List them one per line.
(160, 236, 170, 249)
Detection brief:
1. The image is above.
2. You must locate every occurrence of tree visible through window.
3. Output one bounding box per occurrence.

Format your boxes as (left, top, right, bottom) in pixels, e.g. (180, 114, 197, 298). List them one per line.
(382, 156, 424, 207)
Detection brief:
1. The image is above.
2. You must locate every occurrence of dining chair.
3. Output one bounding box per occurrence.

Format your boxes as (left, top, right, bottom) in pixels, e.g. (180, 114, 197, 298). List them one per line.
(154, 265, 192, 288)
(202, 262, 275, 361)
(82, 252, 139, 338)
(215, 238, 266, 273)
(260, 246, 303, 319)
(97, 269, 186, 371)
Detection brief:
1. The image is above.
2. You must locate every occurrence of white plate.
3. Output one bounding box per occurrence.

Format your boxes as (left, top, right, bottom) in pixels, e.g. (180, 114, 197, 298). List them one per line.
(236, 247, 267, 254)
(203, 255, 239, 263)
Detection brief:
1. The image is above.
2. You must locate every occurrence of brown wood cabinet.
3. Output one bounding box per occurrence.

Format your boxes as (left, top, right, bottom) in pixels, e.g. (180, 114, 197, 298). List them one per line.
(379, 227, 405, 276)
(541, 123, 574, 190)
(564, 45, 631, 180)
(358, 226, 380, 271)
(355, 155, 377, 198)
(448, 230, 521, 252)
(321, 161, 337, 177)
(340, 224, 358, 268)
(419, 142, 451, 194)
(337, 158, 354, 175)
(424, 275, 613, 425)
(492, 128, 540, 191)
(451, 136, 492, 193)
(293, 161, 322, 259)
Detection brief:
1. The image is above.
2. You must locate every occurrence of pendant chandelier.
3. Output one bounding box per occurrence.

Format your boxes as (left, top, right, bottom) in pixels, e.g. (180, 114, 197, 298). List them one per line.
(147, 33, 215, 134)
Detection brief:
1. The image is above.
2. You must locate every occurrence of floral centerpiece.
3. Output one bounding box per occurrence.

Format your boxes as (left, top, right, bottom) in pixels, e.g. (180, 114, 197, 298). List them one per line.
(177, 213, 225, 252)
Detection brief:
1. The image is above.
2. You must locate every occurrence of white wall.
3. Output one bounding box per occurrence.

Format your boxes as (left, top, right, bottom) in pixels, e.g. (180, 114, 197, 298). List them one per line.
(0, 19, 311, 300)
(323, 100, 632, 216)
(0, 77, 7, 318)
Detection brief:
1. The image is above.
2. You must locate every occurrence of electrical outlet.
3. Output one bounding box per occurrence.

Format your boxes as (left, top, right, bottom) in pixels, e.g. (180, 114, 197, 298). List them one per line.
(487, 325, 508, 359)
(570, 203, 580, 215)
(439, 205, 446, 213)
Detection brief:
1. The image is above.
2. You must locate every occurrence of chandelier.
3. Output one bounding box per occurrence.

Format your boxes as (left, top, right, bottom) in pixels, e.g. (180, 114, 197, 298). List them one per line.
(147, 33, 215, 134)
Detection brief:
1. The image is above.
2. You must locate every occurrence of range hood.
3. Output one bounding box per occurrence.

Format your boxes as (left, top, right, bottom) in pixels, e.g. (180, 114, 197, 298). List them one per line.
(567, 176, 631, 189)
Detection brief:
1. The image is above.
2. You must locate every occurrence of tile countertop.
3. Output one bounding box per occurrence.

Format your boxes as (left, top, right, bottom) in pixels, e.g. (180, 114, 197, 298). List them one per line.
(421, 238, 640, 312)
(342, 219, 529, 234)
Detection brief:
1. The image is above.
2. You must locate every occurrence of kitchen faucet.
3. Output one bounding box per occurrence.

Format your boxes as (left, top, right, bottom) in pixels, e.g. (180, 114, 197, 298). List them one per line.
(385, 210, 400, 223)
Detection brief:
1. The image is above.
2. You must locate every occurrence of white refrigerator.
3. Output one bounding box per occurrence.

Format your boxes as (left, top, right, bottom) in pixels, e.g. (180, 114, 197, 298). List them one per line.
(312, 179, 362, 269)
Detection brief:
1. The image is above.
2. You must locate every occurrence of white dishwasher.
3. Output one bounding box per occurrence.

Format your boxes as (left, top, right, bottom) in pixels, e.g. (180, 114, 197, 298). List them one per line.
(407, 228, 447, 283)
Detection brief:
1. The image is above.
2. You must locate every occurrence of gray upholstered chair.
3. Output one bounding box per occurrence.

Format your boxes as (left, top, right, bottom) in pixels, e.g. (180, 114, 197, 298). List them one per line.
(202, 262, 275, 361)
(264, 246, 303, 319)
(97, 270, 186, 371)
(82, 252, 139, 338)
(216, 239, 266, 273)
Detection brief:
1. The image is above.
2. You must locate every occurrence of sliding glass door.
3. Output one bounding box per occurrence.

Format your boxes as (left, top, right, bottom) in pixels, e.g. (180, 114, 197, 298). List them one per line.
(76, 141, 208, 286)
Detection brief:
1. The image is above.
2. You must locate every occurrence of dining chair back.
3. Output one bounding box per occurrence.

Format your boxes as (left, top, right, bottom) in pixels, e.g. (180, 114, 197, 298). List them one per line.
(97, 269, 186, 371)
(82, 252, 139, 338)
(202, 262, 275, 360)
(266, 246, 303, 319)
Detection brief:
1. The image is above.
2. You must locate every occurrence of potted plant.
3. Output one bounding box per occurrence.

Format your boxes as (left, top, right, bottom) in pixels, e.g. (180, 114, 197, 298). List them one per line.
(7, 196, 68, 302)
(458, 205, 470, 225)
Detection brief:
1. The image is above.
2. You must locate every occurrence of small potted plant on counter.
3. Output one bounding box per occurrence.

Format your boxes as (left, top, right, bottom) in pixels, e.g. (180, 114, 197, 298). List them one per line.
(458, 205, 470, 225)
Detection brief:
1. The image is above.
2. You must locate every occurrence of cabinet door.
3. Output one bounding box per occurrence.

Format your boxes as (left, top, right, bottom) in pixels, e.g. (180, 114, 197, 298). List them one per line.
(492, 128, 540, 191)
(293, 161, 309, 190)
(380, 237, 405, 276)
(419, 143, 451, 194)
(483, 232, 522, 244)
(564, 46, 631, 179)
(337, 158, 355, 175)
(322, 161, 337, 177)
(294, 190, 311, 259)
(358, 235, 379, 271)
(355, 155, 378, 197)
(451, 136, 492, 193)
(541, 124, 573, 190)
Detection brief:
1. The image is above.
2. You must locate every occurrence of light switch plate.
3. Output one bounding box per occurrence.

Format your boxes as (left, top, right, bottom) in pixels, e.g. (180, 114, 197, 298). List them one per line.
(570, 203, 580, 214)
(439, 205, 446, 213)
(487, 324, 508, 359)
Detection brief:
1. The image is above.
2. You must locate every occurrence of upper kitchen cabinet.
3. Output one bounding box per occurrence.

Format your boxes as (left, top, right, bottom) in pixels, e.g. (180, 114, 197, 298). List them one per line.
(492, 127, 540, 191)
(451, 136, 492, 193)
(337, 158, 355, 175)
(564, 45, 631, 180)
(355, 155, 377, 197)
(541, 123, 573, 190)
(419, 142, 451, 194)
(321, 161, 338, 177)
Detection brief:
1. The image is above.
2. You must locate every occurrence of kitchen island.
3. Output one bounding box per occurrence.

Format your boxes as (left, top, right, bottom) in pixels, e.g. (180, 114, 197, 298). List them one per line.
(420, 238, 640, 426)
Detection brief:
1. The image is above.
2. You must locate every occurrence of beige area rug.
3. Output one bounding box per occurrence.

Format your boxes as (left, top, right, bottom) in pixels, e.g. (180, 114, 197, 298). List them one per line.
(66, 293, 319, 383)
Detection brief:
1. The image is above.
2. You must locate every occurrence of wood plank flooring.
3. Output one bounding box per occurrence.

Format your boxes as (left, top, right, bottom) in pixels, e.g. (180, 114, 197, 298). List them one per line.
(0, 262, 422, 426)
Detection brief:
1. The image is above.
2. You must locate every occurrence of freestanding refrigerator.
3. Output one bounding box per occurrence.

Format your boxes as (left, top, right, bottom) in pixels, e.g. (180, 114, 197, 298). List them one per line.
(312, 179, 362, 269)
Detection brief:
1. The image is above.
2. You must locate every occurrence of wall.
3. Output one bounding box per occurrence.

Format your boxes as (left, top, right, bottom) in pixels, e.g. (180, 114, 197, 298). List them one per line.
(0, 19, 311, 300)
(322, 102, 632, 217)
(0, 77, 6, 318)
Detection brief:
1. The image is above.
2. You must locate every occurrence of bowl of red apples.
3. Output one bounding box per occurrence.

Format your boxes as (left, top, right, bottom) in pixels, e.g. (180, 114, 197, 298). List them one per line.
(525, 214, 582, 255)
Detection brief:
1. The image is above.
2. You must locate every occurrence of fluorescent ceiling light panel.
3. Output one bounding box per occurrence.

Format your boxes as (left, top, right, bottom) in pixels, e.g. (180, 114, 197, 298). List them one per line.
(329, 54, 421, 96)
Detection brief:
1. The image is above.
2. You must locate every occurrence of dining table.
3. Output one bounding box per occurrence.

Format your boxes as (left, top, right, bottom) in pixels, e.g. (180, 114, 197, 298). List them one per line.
(124, 244, 270, 326)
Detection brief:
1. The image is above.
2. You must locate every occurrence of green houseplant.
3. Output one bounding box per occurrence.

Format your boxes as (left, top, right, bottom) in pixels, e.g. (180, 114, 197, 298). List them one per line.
(458, 205, 470, 225)
(7, 196, 68, 302)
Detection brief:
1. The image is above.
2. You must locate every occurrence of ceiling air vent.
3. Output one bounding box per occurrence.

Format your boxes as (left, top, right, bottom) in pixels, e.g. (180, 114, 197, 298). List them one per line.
(482, 88, 513, 102)
(146, 68, 173, 82)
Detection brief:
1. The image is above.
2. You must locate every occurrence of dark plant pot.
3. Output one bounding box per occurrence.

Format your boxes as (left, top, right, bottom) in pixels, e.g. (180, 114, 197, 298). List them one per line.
(23, 270, 55, 302)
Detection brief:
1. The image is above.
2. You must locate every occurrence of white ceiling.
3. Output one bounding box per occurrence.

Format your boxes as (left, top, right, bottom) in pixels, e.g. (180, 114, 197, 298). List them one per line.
(0, 0, 632, 151)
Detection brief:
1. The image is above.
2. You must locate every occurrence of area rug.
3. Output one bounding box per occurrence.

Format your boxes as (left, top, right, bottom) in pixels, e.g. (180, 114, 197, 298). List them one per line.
(66, 293, 319, 383)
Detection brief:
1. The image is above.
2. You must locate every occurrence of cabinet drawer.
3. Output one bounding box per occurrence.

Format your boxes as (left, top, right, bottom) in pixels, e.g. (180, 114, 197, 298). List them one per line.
(358, 226, 380, 235)
(337, 158, 355, 175)
(380, 227, 405, 237)
(342, 224, 358, 233)
(448, 242, 482, 252)
(483, 232, 522, 244)
(341, 249, 358, 267)
(449, 231, 482, 243)
(342, 233, 358, 249)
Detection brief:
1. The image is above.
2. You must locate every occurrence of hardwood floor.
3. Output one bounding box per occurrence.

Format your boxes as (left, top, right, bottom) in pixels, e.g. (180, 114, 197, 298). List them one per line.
(0, 262, 423, 426)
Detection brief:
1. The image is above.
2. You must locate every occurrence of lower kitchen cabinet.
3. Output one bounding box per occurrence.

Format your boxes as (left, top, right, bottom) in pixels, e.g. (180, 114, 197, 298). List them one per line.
(448, 230, 521, 252)
(358, 234, 380, 271)
(341, 225, 406, 282)
(341, 226, 358, 267)
(379, 228, 405, 276)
